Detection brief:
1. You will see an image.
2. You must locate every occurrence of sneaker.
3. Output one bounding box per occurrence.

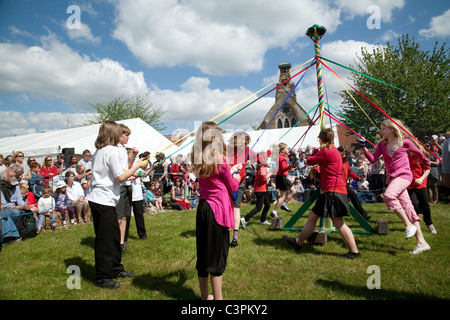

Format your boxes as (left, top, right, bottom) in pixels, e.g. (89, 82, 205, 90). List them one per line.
(240, 217, 247, 230)
(115, 270, 136, 278)
(427, 224, 437, 234)
(282, 235, 301, 251)
(409, 243, 431, 254)
(230, 238, 238, 248)
(270, 211, 278, 218)
(280, 204, 291, 212)
(96, 278, 121, 289)
(405, 225, 417, 239)
(259, 220, 271, 225)
(159, 210, 165, 213)
(341, 251, 362, 259)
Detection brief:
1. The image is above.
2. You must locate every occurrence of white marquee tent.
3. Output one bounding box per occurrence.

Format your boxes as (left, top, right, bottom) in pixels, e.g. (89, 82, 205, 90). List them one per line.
(172, 124, 339, 157)
(0, 118, 180, 164)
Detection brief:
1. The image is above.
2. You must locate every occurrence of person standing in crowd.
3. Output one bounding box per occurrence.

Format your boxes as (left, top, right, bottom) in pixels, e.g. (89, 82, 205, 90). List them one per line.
(191, 121, 241, 300)
(78, 149, 93, 171)
(39, 156, 58, 186)
(87, 120, 143, 289)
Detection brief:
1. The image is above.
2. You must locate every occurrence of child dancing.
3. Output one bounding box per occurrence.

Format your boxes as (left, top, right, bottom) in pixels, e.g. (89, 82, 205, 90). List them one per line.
(360, 118, 431, 254)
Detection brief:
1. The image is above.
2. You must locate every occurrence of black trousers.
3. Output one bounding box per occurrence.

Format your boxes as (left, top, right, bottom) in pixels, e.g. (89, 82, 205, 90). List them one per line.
(89, 201, 124, 281)
(125, 200, 148, 240)
(244, 191, 271, 222)
(346, 184, 370, 219)
(408, 187, 433, 226)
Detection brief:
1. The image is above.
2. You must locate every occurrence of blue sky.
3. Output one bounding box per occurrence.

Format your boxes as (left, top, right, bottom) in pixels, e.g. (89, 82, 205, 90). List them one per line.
(1, 0, 449, 139)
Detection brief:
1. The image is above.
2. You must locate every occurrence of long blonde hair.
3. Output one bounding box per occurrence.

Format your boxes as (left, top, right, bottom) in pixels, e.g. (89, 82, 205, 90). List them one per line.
(379, 118, 409, 147)
(191, 121, 227, 178)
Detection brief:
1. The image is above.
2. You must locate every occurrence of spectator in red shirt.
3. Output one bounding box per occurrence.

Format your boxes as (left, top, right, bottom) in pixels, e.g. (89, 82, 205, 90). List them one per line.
(39, 156, 58, 186)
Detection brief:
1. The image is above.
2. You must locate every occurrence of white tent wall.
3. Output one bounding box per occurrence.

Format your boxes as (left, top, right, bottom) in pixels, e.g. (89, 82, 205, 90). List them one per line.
(168, 124, 339, 159)
(0, 118, 178, 164)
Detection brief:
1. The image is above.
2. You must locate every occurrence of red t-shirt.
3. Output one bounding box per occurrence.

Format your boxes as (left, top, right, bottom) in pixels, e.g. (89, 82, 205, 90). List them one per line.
(408, 153, 430, 189)
(254, 166, 269, 192)
(306, 146, 347, 194)
(39, 166, 58, 186)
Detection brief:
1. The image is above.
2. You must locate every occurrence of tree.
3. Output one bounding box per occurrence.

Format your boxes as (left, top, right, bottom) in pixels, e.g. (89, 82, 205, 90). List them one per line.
(85, 94, 167, 131)
(339, 34, 449, 141)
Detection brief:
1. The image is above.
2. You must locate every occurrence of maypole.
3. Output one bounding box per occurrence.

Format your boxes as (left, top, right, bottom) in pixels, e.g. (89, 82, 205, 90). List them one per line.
(306, 24, 327, 129)
(306, 24, 334, 231)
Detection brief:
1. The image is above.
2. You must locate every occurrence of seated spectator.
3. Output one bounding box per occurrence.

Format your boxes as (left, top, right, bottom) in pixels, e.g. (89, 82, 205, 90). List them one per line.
(10, 151, 32, 181)
(171, 177, 188, 210)
(1, 165, 38, 242)
(36, 185, 56, 233)
(357, 176, 370, 190)
(39, 156, 58, 186)
(153, 181, 165, 213)
(54, 153, 68, 176)
(29, 163, 44, 199)
(54, 180, 75, 227)
(20, 183, 37, 209)
(190, 181, 200, 209)
(293, 177, 304, 202)
(77, 149, 92, 171)
(65, 171, 90, 223)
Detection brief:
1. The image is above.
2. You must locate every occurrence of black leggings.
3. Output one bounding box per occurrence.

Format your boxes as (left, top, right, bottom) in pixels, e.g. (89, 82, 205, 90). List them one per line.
(244, 191, 271, 222)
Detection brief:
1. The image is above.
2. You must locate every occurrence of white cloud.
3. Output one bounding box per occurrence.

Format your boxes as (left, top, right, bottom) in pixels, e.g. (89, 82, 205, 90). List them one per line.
(148, 76, 273, 132)
(112, 0, 342, 76)
(419, 9, 450, 39)
(0, 111, 96, 138)
(0, 31, 149, 111)
(67, 22, 101, 44)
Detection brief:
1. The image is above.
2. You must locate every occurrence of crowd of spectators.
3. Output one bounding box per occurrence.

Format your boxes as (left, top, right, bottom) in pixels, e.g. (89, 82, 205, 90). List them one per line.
(1, 131, 448, 247)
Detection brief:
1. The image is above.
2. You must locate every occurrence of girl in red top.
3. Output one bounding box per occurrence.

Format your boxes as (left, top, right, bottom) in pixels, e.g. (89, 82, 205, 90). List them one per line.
(283, 128, 361, 259)
(241, 152, 272, 229)
(39, 155, 58, 186)
(407, 142, 436, 234)
(270, 142, 296, 218)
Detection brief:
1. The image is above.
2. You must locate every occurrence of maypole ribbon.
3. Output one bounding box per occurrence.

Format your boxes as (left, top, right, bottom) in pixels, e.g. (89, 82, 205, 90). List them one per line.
(141, 58, 315, 175)
(319, 56, 450, 111)
(320, 59, 380, 132)
(323, 111, 376, 147)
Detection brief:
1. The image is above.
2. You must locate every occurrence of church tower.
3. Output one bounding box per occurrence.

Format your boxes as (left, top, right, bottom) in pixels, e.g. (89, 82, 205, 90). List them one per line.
(258, 61, 310, 130)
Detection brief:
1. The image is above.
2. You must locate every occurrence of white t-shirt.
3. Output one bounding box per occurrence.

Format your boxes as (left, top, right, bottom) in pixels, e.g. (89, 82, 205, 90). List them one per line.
(131, 177, 144, 202)
(87, 146, 125, 206)
(118, 144, 131, 186)
(38, 196, 54, 212)
(66, 181, 85, 202)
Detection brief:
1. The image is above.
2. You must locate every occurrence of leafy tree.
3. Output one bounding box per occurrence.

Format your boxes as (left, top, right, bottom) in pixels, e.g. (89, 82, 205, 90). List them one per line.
(338, 34, 449, 142)
(86, 94, 167, 131)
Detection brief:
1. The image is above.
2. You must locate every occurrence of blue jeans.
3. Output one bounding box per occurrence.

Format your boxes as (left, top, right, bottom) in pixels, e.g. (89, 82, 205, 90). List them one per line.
(0, 209, 23, 240)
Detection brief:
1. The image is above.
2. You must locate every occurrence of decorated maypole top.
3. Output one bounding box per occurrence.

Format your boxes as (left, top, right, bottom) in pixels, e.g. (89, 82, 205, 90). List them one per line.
(306, 24, 327, 130)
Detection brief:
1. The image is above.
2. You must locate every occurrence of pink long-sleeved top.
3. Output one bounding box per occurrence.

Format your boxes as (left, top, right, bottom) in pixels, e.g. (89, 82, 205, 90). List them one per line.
(198, 163, 239, 230)
(364, 138, 430, 184)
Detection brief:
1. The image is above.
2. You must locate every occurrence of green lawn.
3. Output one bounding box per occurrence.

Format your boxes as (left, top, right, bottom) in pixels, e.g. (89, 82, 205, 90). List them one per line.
(1, 202, 449, 300)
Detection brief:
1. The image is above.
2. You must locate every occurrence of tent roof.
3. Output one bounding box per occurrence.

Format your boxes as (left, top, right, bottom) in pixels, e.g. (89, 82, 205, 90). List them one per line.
(0, 118, 178, 163)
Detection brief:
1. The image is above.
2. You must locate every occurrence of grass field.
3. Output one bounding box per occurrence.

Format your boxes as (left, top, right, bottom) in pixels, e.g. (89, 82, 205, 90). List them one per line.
(1, 201, 449, 301)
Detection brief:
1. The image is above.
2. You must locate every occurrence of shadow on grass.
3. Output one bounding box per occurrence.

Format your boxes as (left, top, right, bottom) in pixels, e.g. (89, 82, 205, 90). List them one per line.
(132, 269, 198, 300)
(180, 230, 196, 238)
(315, 279, 444, 300)
(64, 256, 96, 285)
(80, 236, 95, 249)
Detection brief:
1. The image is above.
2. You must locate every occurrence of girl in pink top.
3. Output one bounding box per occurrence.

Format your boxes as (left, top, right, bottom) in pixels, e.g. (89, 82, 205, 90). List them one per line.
(360, 118, 431, 254)
(191, 121, 241, 300)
